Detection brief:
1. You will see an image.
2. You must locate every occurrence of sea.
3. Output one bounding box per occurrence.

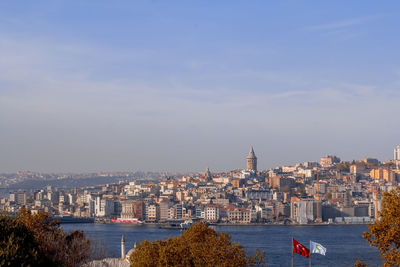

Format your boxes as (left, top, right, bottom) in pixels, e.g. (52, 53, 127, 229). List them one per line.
(61, 223, 381, 267)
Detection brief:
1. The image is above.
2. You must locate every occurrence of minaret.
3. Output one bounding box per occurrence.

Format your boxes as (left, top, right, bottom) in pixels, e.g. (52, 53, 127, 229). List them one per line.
(246, 146, 257, 172)
(121, 235, 125, 259)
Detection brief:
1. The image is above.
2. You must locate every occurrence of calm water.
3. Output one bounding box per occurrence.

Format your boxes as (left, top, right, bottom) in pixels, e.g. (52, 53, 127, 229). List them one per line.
(61, 223, 381, 267)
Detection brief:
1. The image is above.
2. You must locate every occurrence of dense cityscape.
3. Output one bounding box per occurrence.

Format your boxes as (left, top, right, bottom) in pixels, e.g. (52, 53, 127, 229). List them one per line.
(2, 2, 400, 266)
(2, 145, 400, 226)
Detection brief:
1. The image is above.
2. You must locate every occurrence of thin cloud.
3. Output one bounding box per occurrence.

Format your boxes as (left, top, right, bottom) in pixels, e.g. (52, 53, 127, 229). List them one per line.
(0, 29, 399, 172)
(303, 15, 381, 31)
(271, 90, 307, 99)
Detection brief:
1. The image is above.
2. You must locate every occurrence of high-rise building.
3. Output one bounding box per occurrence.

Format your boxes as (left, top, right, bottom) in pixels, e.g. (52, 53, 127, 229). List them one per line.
(94, 196, 114, 217)
(394, 145, 400, 161)
(246, 146, 257, 172)
(159, 200, 171, 221)
(290, 199, 318, 224)
(16, 191, 27, 205)
(395, 145, 400, 169)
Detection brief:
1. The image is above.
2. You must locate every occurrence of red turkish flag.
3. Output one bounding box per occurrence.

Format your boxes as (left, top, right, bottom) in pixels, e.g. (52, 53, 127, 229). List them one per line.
(293, 238, 310, 258)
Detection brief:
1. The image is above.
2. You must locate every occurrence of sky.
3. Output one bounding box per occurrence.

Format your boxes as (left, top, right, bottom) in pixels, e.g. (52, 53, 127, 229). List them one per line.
(0, 1, 399, 173)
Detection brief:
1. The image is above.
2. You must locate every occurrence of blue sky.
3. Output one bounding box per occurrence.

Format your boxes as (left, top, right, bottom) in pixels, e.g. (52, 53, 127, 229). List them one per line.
(0, 1, 399, 172)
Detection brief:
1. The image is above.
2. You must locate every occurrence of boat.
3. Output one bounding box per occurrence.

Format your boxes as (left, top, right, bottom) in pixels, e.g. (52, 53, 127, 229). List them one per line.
(111, 218, 143, 224)
(159, 224, 182, 229)
(54, 215, 94, 224)
(180, 219, 193, 229)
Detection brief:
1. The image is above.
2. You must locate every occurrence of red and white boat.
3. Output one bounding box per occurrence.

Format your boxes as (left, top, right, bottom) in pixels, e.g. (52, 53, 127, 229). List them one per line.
(111, 218, 143, 224)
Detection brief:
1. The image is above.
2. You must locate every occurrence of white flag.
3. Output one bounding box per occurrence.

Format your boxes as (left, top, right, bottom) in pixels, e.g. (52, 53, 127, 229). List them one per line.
(310, 241, 326, 256)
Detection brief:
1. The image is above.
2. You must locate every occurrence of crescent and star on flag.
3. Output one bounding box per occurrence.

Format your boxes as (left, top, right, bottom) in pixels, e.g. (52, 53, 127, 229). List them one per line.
(292, 239, 327, 258)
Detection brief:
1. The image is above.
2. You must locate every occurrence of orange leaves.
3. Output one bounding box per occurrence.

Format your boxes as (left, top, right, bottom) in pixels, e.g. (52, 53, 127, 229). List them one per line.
(363, 187, 400, 267)
(129, 221, 266, 267)
(14, 208, 91, 267)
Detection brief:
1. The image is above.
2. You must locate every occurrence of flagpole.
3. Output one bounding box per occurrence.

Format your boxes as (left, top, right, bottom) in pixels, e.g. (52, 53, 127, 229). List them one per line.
(291, 237, 294, 267)
(309, 241, 311, 267)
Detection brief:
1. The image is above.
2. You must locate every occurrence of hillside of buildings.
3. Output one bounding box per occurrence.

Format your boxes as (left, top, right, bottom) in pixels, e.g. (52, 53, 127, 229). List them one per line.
(2, 146, 400, 225)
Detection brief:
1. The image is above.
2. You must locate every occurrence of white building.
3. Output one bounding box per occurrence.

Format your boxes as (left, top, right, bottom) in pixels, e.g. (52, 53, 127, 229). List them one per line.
(59, 194, 66, 204)
(68, 194, 77, 204)
(281, 165, 298, 173)
(9, 193, 15, 202)
(205, 205, 220, 222)
(79, 192, 94, 204)
(240, 170, 255, 179)
(124, 182, 152, 196)
(212, 177, 231, 184)
(290, 199, 317, 224)
(145, 204, 159, 221)
(296, 168, 314, 178)
(254, 204, 269, 220)
(94, 196, 114, 217)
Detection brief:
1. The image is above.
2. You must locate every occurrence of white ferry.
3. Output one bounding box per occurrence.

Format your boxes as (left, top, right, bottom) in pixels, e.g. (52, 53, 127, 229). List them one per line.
(180, 219, 193, 229)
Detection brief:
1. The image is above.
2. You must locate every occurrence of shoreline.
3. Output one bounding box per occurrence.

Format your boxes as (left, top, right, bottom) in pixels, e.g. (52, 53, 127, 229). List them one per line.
(61, 220, 371, 226)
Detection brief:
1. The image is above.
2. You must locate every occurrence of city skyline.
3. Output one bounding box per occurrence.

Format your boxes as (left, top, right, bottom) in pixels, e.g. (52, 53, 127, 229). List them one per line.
(1, 1, 400, 172)
(1, 145, 398, 174)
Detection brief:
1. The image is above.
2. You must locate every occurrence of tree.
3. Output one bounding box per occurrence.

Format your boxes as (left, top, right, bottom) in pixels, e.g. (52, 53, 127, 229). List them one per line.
(294, 184, 307, 197)
(354, 258, 368, 267)
(16, 208, 65, 266)
(363, 187, 400, 266)
(0, 209, 91, 267)
(0, 214, 45, 266)
(129, 221, 266, 267)
(337, 162, 350, 172)
(17, 208, 91, 267)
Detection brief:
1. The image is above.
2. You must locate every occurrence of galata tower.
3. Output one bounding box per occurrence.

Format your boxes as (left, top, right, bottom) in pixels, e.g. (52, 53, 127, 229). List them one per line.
(246, 146, 257, 172)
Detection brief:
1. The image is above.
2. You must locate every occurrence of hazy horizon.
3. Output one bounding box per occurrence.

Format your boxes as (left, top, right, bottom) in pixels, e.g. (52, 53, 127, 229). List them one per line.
(0, 149, 396, 174)
(1, 1, 399, 173)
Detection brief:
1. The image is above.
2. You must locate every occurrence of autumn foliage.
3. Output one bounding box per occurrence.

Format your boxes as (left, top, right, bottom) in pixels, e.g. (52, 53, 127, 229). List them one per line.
(363, 187, 400, 267)
(129, 221, 266, 267)
(354, 258, 368, 267)
(0, 214, 43, 266)
(0, 209, 91, 267)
